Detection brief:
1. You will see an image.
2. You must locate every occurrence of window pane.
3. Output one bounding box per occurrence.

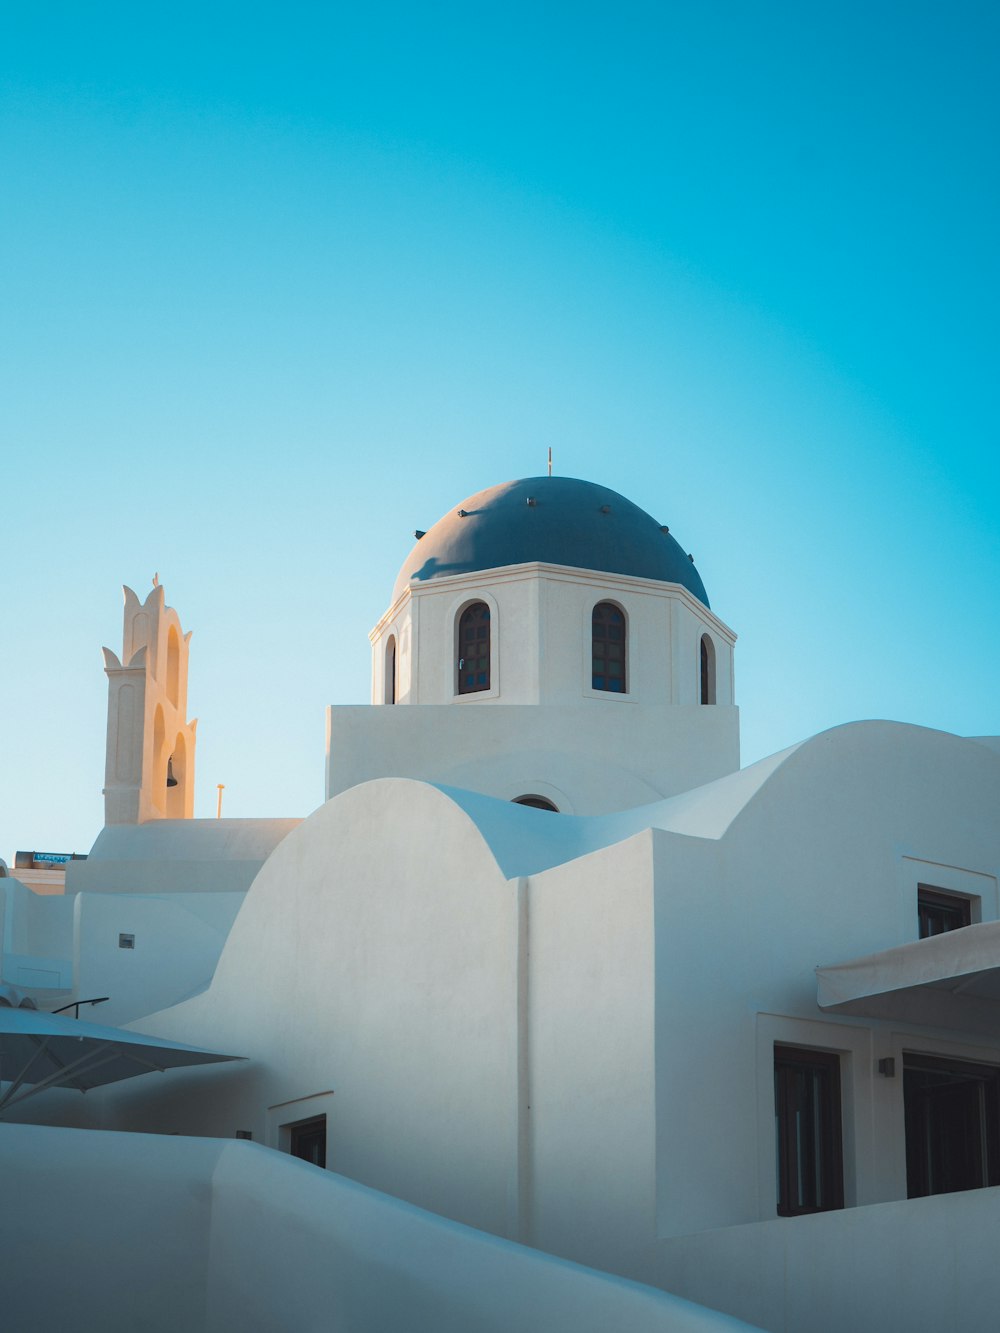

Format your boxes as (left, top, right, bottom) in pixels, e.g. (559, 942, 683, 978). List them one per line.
(458, 603, 491, 695)
(917, 886, 971, 939)
(905, 1054, 1000, 1197)
(774, 1046, 843, 1216)
(592, 603, 627, 695)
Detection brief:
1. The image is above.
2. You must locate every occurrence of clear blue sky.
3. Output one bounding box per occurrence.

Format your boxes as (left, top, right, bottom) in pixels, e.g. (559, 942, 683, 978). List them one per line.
(2, 2, 998, 855)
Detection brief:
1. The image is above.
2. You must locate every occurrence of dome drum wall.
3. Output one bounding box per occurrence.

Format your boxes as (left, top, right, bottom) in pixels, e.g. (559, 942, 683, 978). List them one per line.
(370, 563, 735, 710)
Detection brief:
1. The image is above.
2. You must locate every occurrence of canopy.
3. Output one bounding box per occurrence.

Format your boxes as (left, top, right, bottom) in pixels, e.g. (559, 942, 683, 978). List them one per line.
(0, 1007, 243, 1115)
(817, 920, 1000, 1036)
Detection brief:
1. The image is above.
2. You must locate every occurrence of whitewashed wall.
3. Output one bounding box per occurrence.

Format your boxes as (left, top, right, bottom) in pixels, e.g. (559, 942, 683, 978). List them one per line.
(0, 1122, 761, 1333)
(327, 702, 740, 813)
(370, 563, 735, 708)
(10, 724, 1000, 1333)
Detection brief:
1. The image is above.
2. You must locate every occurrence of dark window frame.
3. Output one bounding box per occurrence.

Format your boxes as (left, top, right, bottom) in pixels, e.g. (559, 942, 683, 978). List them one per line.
(457, 601, 491, 695)
(774, 1044, 844, 1217)
(918, 885, 972, 938)
(700, 633, 716, 705)
(385, 634, 397, 705)
(288, 1115, 327, 1169)
(904, 1053, 1000, 1198)
(591, 601, 628, 694)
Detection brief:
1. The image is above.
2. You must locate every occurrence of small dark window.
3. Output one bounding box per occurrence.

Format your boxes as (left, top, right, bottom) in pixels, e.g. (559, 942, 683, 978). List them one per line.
(118, 933, 135, 950)
(385, 635, 397, 705)
(905, 1055, 1000, 1197)
(592, 603, 627, 693)
(289, 1116, 327, 1168)
(513, 795, 558, 812)
(918, 886, 972, 938)
(700, 634, 716, 704)
(774, 1045, 844, 1216)
(458, 602, 491, 694)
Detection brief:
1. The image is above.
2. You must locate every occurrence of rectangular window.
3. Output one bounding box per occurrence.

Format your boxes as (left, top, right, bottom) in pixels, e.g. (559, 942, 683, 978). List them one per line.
(288, 1115, 326, 1168)
(904, 1054, 1000, 1197)
(774, 1045, 844, 1216)
(918, 885, 972, 938)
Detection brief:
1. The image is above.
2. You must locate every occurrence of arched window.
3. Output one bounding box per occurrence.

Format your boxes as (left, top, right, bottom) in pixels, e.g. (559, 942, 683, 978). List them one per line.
(384, 635, 397, 705)
(700, 634, 716, 705)
(513, 795, 559, 812)
(592, 602, 627, 693)
(457, 602, 491, 694)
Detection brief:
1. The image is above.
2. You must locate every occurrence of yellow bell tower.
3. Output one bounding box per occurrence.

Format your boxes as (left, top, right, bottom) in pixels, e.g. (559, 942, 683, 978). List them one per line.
(101, 579, 197, 824)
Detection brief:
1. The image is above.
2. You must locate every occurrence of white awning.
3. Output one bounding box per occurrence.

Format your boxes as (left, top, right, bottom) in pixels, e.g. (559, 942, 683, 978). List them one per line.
(817, 921, 1000, 1035)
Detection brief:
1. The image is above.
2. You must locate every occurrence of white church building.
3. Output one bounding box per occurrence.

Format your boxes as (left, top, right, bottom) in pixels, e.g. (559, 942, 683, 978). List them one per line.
(2, 475, 1000, 1332)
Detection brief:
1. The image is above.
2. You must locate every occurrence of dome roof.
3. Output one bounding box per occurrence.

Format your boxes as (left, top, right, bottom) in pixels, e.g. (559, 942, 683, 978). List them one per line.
(393, 477, 709, 606)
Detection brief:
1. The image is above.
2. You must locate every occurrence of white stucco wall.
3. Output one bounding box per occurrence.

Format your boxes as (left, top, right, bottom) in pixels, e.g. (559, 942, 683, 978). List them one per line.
(189, 728, 1000, 1299)
(0, 1122, 760, 1333)
(648, 1185, 1000, 1333)
(94, 781, 527, 1238)
(72, 890, 246, 1023)
(14, 724, 999, 1333)
(65, 817, 300, 894)
(0, 882, 244, 1022)
(353, 562, 739, 815)
(61, 784, 666, 1260)
(525, 832, 658, 1274)
(370, 563, 735, 709)
(0, 876, 75, 992)
(643, 722, 1000, 1243)
(1, 820, 295, 1018)
(0, 1124, 216, 1331)
(327, 703, 740, 814)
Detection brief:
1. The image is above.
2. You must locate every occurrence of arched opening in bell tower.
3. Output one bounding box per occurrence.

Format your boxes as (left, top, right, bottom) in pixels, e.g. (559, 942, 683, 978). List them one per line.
(166, 733, 187, 817)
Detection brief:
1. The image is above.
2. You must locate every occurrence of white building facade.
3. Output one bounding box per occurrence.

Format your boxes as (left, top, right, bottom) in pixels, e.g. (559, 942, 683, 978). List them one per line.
(3, 475, 1000, 1333)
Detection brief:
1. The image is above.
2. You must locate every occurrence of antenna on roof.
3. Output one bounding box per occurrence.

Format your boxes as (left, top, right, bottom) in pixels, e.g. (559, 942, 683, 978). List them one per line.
(547, 447, 552, 477)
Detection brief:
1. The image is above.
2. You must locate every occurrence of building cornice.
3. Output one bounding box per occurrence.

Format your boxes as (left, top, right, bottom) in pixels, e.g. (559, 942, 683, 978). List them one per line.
(370, 562, 735, 644)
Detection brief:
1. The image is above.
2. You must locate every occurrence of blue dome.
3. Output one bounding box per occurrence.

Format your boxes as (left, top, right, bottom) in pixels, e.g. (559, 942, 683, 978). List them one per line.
(394, 477, 710, 606)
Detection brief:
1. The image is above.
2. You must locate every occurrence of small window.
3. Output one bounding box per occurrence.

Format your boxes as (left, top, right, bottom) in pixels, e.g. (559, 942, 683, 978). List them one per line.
(513, 795, 558, 812)
(905, 1055, 1000, 1197)
(592, 602, 627, 693)
(384, 634, 397, 705)
(118, 933, 135, 950)
(700, 634, 716, 704)
(288, 1116, 327, 1168)
(774, 1045, 844, 1216)
(457, 602, 491, 694)
(918, 886, 972, 938)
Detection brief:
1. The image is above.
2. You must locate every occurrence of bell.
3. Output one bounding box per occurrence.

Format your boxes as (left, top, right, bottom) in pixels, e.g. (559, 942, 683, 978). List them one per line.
(166, 757, 178, 788)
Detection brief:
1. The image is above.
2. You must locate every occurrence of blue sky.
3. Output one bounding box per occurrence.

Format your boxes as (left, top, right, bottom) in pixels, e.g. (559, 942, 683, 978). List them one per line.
(2, 2, 998, 854)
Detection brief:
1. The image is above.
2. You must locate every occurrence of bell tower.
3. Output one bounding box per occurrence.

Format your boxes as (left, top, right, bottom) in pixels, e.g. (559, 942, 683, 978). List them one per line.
(101, 579, 197, 824)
